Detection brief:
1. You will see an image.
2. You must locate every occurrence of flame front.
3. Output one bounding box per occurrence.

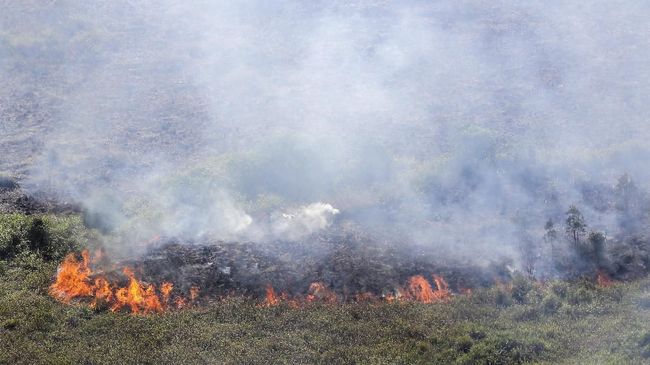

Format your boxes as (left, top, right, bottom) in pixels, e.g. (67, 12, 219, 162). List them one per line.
(50, 251, 93, 301)
(261, 274, 451, 307)
(50, 250, 198, 314)
(52, 250, 455, 311)
(306, 282, 338, 304)
(262, 284, 280, 307)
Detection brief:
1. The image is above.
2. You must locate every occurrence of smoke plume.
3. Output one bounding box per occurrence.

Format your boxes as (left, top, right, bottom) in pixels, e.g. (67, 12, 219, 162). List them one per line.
(2, 1, 650, 271)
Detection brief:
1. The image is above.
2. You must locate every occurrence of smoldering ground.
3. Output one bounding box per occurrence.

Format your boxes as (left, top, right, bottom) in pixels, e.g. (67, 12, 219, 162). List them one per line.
(2, 1, 650, 277)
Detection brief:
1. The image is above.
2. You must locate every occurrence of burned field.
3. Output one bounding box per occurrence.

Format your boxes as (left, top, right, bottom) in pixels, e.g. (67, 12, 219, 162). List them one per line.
(0, 185, 649, 364)
(4, 1, 650, 363)
(2, 218, 650, 364)
(49, 236, 491, 313)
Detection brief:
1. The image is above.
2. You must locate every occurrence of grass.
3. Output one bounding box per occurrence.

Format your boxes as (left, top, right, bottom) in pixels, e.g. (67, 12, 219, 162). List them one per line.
(0, 213, 649, 364)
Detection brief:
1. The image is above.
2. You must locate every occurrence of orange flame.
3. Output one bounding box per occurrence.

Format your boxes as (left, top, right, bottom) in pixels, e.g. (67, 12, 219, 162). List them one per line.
(262, 284, 281, 307)
(257, 275, 452, 307)
(55, 250, 456, 311)
(190, 286, 200, 302)
(306, 282, 338, 304)
(50, 250, 198, 314)
(49, 251, 93, 301)
(161, 282, 173, 304)
(386, 275, 451, 304)
(596, 270, 614, 287)
(406, 275, 436, 303)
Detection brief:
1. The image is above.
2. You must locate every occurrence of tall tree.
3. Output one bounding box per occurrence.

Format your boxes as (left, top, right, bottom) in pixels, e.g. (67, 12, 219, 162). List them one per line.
(544, 219, 558, 244)
(565, 205, 587, 247)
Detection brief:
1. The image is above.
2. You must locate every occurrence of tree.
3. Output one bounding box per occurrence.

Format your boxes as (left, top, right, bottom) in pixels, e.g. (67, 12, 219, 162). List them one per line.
(614, 173, 647, 234)
(544, 219, 558, 243)
(614, 173, 637, 212)
(541, 218, 560, 278)
(588, 231, 606, 268)
(565, 205, 587, 247)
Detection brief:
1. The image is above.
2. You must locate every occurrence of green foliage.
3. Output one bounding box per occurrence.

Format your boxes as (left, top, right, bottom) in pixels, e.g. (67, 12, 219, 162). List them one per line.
(0, 213, 89, 261)
(541, 294, 562, 315)
(565, 205, 587, 246)
(588, 231, 607, 266)
(511, 274, 534, 304)
(550, 281, 569, 299)
(567, 286, 594, 305)
(511, 306, 541, 322)
(457, 336, 545, 365)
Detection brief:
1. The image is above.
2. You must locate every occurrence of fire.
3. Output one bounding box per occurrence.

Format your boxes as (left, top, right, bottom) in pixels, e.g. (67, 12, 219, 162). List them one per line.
(262, 284, 280, 307)
(50, 250, 199, 314)
(596, 270, 614, 287)
(52, 250, 456, 311)
(306, 282, 338, 304)
(50, 250, 93, 301)
(91, 277, 113, 308)
(259, 274, 451, 307)
(190, 286, 200, 302)
(161, 282, 173, 304)
(406, 275, 435, 303)
(386, 275, 450, 304)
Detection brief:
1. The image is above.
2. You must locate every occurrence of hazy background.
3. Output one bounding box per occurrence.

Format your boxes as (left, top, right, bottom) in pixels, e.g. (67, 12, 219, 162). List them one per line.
(2, 1, 650, 269)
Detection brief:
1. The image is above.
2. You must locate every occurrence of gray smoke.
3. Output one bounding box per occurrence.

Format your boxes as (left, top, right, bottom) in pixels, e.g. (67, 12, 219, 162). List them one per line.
(2, 1, 650, 269)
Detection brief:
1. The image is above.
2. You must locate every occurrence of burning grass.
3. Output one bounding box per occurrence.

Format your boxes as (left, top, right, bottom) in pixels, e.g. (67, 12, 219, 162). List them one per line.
(2, 213, 650, 364)
(3, 259, 650, 364)
(49, 250, 199, 314)
(50, 249, 453, 313)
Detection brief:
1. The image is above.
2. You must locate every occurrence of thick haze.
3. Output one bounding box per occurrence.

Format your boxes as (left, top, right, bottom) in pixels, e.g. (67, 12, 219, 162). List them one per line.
(2, 1, 650, 268)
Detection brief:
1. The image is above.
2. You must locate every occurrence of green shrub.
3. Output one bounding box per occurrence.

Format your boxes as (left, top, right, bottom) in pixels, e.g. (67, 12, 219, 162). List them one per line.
(551, 281, 569, 298)
(495, 290, 513, 308)
(511, 275, 534, 304)
(511, 306, 540, 322)
(567, 287, 593, 305)
(458, 335, 545, 365)
(0, 213, 88, 262)
(0, 214, 31, 259)
(600, 286, 625, 303)
(541, 294, 562, 315)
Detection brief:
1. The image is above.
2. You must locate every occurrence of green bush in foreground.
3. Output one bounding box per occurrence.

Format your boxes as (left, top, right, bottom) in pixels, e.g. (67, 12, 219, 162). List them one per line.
(0, 213, 89, 261)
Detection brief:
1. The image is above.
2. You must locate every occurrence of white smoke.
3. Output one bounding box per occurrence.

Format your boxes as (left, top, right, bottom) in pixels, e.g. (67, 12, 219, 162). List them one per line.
(272, 202, 340, 240)
(2, 1, 650, 264)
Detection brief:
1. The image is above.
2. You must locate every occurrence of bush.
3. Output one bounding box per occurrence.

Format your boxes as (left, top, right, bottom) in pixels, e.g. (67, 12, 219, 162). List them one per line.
(551, 281, 569, 299)
(541, 294, 562, 315)
(511, 275, 534, 304)
(639, 332, 650, 358)
(567, 287, 593, 305)
(495, 289, 513, 308)
(458, 336, 545, 365)
(0, 213, 88, 262)
(511, 306, 540, 322)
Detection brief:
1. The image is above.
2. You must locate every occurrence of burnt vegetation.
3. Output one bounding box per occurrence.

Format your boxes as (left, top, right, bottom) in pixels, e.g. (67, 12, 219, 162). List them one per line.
(1, 177, 650, 363)
(2, 1, 650, 364)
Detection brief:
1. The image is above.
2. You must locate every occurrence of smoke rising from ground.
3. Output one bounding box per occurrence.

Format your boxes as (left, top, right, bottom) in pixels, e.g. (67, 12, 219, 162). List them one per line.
(2, 1, 650, 270)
